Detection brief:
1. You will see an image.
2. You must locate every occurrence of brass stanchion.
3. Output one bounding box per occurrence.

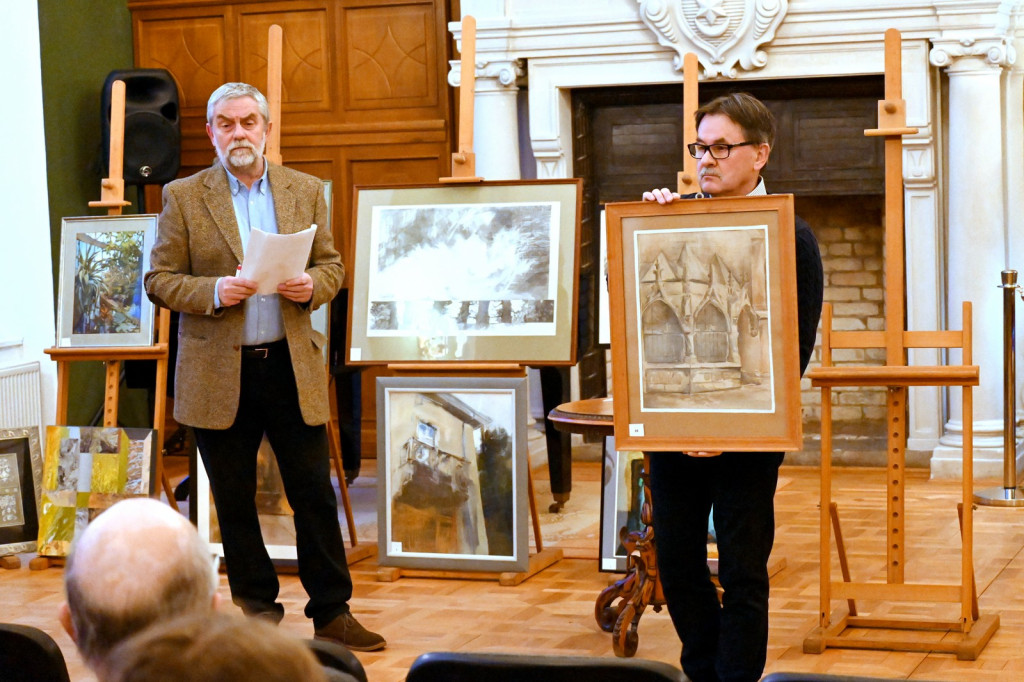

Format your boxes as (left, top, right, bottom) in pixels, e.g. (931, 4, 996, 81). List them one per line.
(974, 270, 1024, 506)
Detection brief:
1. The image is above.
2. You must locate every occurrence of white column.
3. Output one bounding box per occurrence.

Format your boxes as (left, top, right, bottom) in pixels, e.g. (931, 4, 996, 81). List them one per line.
(1005, 38, 1024, 466)
(472, 59, 524, 181)
(929, 37, 1016, 478)
(902, 39, 944, 456)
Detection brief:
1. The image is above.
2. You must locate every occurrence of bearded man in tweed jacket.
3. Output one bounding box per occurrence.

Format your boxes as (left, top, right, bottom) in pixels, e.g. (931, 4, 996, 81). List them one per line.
(145, 82, 385, 652)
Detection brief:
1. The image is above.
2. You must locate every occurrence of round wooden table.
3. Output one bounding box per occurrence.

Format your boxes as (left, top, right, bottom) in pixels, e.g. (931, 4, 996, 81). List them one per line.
(546, 397, 614, 439)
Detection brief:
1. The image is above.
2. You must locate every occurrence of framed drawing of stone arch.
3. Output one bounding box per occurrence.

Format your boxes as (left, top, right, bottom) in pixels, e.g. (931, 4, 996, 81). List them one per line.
(605, 194, 802, 452)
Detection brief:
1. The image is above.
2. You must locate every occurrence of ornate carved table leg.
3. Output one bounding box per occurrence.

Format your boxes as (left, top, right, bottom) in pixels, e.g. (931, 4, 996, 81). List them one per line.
(594, 455, 664, 657)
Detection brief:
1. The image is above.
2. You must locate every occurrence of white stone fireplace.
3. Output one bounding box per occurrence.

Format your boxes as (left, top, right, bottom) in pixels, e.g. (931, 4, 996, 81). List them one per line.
(453, 0, 1024, 479)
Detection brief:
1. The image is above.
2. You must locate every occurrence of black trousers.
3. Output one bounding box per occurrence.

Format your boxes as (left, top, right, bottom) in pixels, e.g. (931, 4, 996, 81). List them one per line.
(194, 340, 352, 629)
(648, 450, 784, 682)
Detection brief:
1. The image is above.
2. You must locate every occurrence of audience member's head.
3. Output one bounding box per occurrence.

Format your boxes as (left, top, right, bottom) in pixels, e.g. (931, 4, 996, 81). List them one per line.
(103, 611, 329, 682)
(59, 498, 219, 673)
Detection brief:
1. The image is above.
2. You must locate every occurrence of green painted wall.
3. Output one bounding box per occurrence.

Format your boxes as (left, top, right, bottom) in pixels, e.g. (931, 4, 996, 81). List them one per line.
(37, 0, 151, 427)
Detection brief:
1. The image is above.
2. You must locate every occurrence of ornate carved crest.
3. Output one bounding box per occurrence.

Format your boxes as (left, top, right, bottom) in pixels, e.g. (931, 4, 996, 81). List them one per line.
(637, 0, 788, 78)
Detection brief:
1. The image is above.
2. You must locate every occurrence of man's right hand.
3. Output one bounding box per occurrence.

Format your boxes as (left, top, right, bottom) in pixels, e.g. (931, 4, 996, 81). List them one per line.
(642, 187, 680, 204)
(217, 275, 257, 307)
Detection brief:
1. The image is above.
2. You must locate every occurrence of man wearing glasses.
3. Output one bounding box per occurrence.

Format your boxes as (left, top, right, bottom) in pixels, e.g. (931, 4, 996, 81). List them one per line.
(642, 92, 824, 682)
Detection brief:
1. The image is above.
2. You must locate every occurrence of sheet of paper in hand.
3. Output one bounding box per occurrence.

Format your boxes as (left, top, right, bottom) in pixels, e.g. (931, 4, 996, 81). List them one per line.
(240, 224, 317, 294)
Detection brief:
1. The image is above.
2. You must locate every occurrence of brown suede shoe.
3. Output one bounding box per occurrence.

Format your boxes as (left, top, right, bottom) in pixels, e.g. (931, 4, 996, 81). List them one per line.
(314, 612, 386, 652)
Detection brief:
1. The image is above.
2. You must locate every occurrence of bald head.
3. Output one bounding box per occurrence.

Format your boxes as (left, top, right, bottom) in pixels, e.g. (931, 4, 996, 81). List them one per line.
(62, 499, 218, 671)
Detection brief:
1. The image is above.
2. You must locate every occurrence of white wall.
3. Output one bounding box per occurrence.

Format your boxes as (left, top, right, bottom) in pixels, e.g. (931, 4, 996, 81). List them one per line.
(0, 0, 57, 429)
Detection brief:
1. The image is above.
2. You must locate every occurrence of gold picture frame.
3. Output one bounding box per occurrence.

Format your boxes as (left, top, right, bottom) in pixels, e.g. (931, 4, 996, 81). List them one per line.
(605, 194, 802, 452)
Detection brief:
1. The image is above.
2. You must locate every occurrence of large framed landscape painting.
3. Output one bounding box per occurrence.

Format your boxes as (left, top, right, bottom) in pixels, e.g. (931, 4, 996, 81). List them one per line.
(56, 214, 158, 348)
(605, 194, 802, 452)
(376, 376, 528, 572)
(348, 180, 582, 365)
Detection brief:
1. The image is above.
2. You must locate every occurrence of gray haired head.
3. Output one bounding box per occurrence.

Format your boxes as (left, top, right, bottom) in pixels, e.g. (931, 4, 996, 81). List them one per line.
(206, 82, 270, 124)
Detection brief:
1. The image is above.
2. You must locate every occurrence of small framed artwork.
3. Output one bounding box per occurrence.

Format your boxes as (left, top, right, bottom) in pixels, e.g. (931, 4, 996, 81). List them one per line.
(193, 436, 304, 567)
(37, 426, 157, 557)
(598, 437, 645, 573)
(377, 375, 529, 572)
(348, 180, 582, 365)
(0, 427, 43, 556)
(605, 194, 802, 452)
(56, 214, 158, 347)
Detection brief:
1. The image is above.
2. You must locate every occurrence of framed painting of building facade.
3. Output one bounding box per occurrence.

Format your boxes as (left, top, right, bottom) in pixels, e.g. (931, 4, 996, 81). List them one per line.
(348, 180, 582, 365)
(36, 426, 156, 557)
(0, 427, 43, 556)
(56, 214, 158, 348)
(605, 195, 802, 452)
(376, 376, 529, 572)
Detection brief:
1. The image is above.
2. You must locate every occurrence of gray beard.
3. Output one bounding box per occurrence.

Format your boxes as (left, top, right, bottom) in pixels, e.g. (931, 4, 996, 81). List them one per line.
(217, 139, 264, 170)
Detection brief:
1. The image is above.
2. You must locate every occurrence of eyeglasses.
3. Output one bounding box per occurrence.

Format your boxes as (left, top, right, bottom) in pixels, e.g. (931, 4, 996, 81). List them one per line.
(687, 141, 758, 160)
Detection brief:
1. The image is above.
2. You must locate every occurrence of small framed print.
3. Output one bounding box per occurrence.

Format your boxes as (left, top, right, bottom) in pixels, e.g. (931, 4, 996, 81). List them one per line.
(0, 427, 43, 556)
(605, 195, 803, 452)
(56, 214, 158, 348)
(598, 438, 646, 573)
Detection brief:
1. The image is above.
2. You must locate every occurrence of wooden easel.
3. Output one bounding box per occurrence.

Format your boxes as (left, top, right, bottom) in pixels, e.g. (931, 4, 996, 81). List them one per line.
(259, 23, 371, 563)
(677, 53, 700, 196)
(802, 29, 998, 659)
(35, 80, 177, 569)
(374, 16, 561, 585)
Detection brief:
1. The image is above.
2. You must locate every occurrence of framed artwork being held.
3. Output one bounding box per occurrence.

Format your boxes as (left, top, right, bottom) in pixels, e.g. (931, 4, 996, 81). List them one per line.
(605, 194, 803, 452)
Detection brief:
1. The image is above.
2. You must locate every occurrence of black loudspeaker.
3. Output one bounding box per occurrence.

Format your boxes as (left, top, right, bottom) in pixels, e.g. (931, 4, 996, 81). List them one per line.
(102, 68, 181, 185)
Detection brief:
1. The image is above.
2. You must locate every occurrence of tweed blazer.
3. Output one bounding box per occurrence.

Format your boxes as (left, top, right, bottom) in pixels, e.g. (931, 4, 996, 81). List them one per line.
(144, 160, 344, 429)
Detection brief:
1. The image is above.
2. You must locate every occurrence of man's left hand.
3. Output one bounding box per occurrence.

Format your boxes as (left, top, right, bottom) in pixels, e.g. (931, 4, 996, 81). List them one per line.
(278, 272, 314, 303)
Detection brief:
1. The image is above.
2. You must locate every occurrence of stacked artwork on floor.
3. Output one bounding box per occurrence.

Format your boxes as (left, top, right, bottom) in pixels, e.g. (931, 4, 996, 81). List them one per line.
(37, 426, 156, 556)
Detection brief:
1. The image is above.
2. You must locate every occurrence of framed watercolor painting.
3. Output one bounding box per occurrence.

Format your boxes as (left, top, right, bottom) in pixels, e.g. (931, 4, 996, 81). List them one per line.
(348, 180, 582, 365)
(598, 438, 645, 573)
(0, 427, 43, 556)
(193, 435, 331, 567)
(37, 426, 157, 557)
(376, 375, 528, 572)
(605, 194, 802, 452)
(56, 214, 158, 348)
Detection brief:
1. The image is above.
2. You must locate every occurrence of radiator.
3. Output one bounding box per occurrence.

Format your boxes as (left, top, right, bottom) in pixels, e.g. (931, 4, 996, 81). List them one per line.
(0, 361, 42, 429)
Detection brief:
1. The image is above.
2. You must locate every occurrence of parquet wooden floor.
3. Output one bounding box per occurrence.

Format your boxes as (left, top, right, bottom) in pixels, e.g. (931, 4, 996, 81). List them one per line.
(4, 463, 1024, 681)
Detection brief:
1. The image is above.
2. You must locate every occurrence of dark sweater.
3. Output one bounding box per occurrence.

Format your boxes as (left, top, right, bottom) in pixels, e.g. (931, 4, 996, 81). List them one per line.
(794, 214, 824, 376)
